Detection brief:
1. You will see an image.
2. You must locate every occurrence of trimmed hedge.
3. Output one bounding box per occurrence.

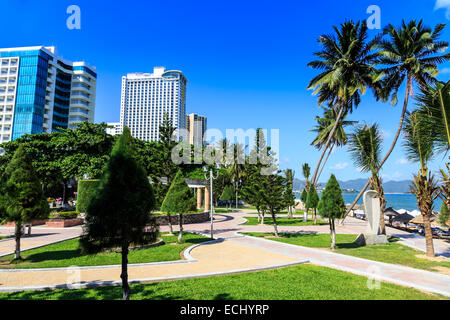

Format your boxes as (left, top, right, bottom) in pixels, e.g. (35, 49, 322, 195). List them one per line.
(76, 179, 101, 213)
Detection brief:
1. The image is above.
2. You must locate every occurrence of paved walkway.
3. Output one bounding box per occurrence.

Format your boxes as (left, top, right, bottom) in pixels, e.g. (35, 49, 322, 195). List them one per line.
(0, 210, 449, 297)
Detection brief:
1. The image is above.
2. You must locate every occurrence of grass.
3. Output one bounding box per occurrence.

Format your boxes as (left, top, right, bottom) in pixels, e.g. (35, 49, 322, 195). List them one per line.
(0, 232, 209, 269)
(243, 217, 328, 226)
(244, 232, 450, 274)
(0, 263, 444, 300)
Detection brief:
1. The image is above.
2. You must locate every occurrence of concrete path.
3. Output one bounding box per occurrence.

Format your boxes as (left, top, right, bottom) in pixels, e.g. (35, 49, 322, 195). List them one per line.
(0, 226, 82, 257)
(0, 210, 449, 297)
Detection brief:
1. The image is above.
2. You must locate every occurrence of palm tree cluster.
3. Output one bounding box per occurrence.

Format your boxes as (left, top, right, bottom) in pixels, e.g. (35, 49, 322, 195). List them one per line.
(306, 19, 450, 256)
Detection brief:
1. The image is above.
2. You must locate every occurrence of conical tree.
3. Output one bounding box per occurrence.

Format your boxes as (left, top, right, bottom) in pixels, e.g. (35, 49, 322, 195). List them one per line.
(1, 145, 49, 260)
(161, 170, 195, 243)
(80, 127, 157, 300)
(306, 185, 320, 224)
(220, 185, 234, 209)
(318, 174, 346, 249)
(284, 169, 296, 218)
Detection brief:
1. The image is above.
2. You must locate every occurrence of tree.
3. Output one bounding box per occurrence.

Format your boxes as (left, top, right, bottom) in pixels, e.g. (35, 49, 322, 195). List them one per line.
(284, 169, 296, 218)
(306, 185, 320, 224)
(301, 163, 311, 221)
(403, 111, 439, 257)
(439, 202, 450, 227)
(161, 170, 195, 243)
(220, 185, 234, 209)
(348, 123, 387, 234)
(1, 145, 49, 259)
(318, 174, 346, 249)
(307, 20, 380, 186)
(311, 106, 356, 182)
(241, 166, 267, 224)
(259, 173, 287, 237)
(80, 127, 157, 300)
(344, 20, 450, 220)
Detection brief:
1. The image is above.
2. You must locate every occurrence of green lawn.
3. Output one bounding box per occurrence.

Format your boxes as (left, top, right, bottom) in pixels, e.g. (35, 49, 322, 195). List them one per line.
(0, 232, 209, 269)
(0, 263, 444, 300)
(243, 217, 328, 226)
(244, 232, 450, 274)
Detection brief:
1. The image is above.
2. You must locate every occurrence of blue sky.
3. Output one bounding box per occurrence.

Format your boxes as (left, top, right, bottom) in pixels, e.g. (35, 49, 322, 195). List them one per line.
(1, 0, 450, 182)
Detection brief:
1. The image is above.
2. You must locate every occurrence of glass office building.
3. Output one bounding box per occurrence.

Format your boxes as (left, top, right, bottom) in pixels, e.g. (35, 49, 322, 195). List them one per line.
(0, 46, 97, 142)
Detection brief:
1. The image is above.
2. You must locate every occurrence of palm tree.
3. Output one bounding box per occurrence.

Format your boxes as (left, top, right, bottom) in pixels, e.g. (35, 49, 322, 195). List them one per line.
(348, 124, 387, 234)
(307, 20, 380, 185)
(343, 20, 450, 220)
(311, 105, 357, 182)
(230, 143, 245, 208)
(301, 163, 311, 221)
(403, 111, 439, 257)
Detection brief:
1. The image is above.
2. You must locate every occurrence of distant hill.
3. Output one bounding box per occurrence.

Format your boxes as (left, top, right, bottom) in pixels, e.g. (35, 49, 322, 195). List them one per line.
(293, 178, 412, 194)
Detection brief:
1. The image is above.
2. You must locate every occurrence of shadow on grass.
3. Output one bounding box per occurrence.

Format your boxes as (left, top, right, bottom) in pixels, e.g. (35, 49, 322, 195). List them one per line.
(16, 249, 81, 264)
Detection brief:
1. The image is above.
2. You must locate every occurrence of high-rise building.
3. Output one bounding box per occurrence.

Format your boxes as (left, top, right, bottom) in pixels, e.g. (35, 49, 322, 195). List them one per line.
(120, 67, 187, 142)
(0, 46, 97, 142)
(187, 113, 207, 146)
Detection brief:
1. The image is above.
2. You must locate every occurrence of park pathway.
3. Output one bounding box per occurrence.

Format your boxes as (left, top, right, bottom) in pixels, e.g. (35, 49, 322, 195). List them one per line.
(0, 210, 449, 296)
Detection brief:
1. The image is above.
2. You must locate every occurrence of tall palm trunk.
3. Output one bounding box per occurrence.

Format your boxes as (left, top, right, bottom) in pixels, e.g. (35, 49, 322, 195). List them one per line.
(14, 223, 22, 260)
(371, 174, 387, 234)
(311, 105, 345, 185)
(317, 141, 335, 183)
(342, 76, 412, 223)
(423, 214, 435, 257)
(121, 242, 130, 300)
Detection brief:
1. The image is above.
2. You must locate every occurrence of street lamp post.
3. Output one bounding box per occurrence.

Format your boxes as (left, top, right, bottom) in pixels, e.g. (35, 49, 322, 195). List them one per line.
(203, 164, 220, 239)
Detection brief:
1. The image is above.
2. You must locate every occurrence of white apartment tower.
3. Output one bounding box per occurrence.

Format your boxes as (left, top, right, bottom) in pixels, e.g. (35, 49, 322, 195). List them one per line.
(187, 113, 207, 146)
(119, 67, 187, 142)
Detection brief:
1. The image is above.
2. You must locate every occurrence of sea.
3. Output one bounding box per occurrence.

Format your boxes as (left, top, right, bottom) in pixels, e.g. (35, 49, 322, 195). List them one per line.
(297, 193, 444, 213)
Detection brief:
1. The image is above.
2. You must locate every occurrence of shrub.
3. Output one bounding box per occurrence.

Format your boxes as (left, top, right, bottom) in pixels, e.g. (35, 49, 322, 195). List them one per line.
(76, 179, 101, 213)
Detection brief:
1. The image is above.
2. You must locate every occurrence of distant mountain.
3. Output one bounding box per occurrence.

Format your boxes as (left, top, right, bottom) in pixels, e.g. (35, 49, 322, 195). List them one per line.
(293, 178, 413, 194)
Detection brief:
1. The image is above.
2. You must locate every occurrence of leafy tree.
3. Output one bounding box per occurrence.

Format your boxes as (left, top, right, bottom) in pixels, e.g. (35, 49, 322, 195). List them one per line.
(318, 174, 346, 249)
(345, 20, 450, 219)
(241, 166, 267, 224)
(348, 124, 387, 234)
(159, 112, 178, 184)
(307, 20, 380, 185)
(1, 145, 49, 259)
(284, 169, 296, 218)
(80, 127, 157, 300)
(439, 202, 450, 227)
(259, 173, 287, 237)
(219, 185, 234, 209)
(306, 185, 320, 224)
(161, 170, 195, 242)
(403, 111, 439, 257)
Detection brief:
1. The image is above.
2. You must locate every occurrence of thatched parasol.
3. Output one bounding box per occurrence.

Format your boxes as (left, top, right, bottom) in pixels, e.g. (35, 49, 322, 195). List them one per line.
(392, 212, 414, 228)
(384, 207, 399, 225)
(410, 214, 438, 225)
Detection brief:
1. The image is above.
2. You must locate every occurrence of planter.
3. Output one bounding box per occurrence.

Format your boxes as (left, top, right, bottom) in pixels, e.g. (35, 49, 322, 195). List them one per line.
(45, 218, 84, 228)
(2, 220, 46, 227)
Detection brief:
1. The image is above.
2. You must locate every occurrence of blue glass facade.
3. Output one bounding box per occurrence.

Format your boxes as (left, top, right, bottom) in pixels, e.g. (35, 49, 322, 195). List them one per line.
(0, 49, 52, 140)
(52, 69, 71, 131)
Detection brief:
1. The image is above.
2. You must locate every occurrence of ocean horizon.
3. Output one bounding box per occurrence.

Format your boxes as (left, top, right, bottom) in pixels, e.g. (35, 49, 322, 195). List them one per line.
(297, 193, 444, 213)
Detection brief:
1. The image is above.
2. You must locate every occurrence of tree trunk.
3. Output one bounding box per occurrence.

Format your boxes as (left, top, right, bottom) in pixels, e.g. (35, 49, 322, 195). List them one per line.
(27, 224, 32, 236)
(260, 211, 265, 225)
(14, 223, 22, 260)
(423, 213, 435, 257)
(256, 209, 261, 223)
(311, 106, 345, 185)
(271, 210, 278, 237)
(341, 76, 412, 224)
(178, 213, 183, 243)
(121, 243, 130, 300)
(317, 141, 335, 183)
(371, 174, 387, 235)
(167, 213, 173, 235)
(330, 218, 336, 250)
(314, 208, 317, 225)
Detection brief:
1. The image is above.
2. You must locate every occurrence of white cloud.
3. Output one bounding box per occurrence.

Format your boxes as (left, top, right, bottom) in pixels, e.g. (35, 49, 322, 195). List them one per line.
(396, 158, 410, 165)
(330, 162, 349, 170)
(435, 0, 450, 19)
(382, 171, 403, 181)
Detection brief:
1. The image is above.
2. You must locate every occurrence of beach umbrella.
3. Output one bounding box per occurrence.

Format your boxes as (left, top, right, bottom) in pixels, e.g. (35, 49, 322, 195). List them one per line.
(392, 213, 414, 228)
(384, 207, 399, 225)
(410, 214, 438, 225)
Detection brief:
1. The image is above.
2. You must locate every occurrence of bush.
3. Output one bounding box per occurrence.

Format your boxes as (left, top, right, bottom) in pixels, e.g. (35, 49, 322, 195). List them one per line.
(57, 211, 79, 219)
(76, 179, 101, 213)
